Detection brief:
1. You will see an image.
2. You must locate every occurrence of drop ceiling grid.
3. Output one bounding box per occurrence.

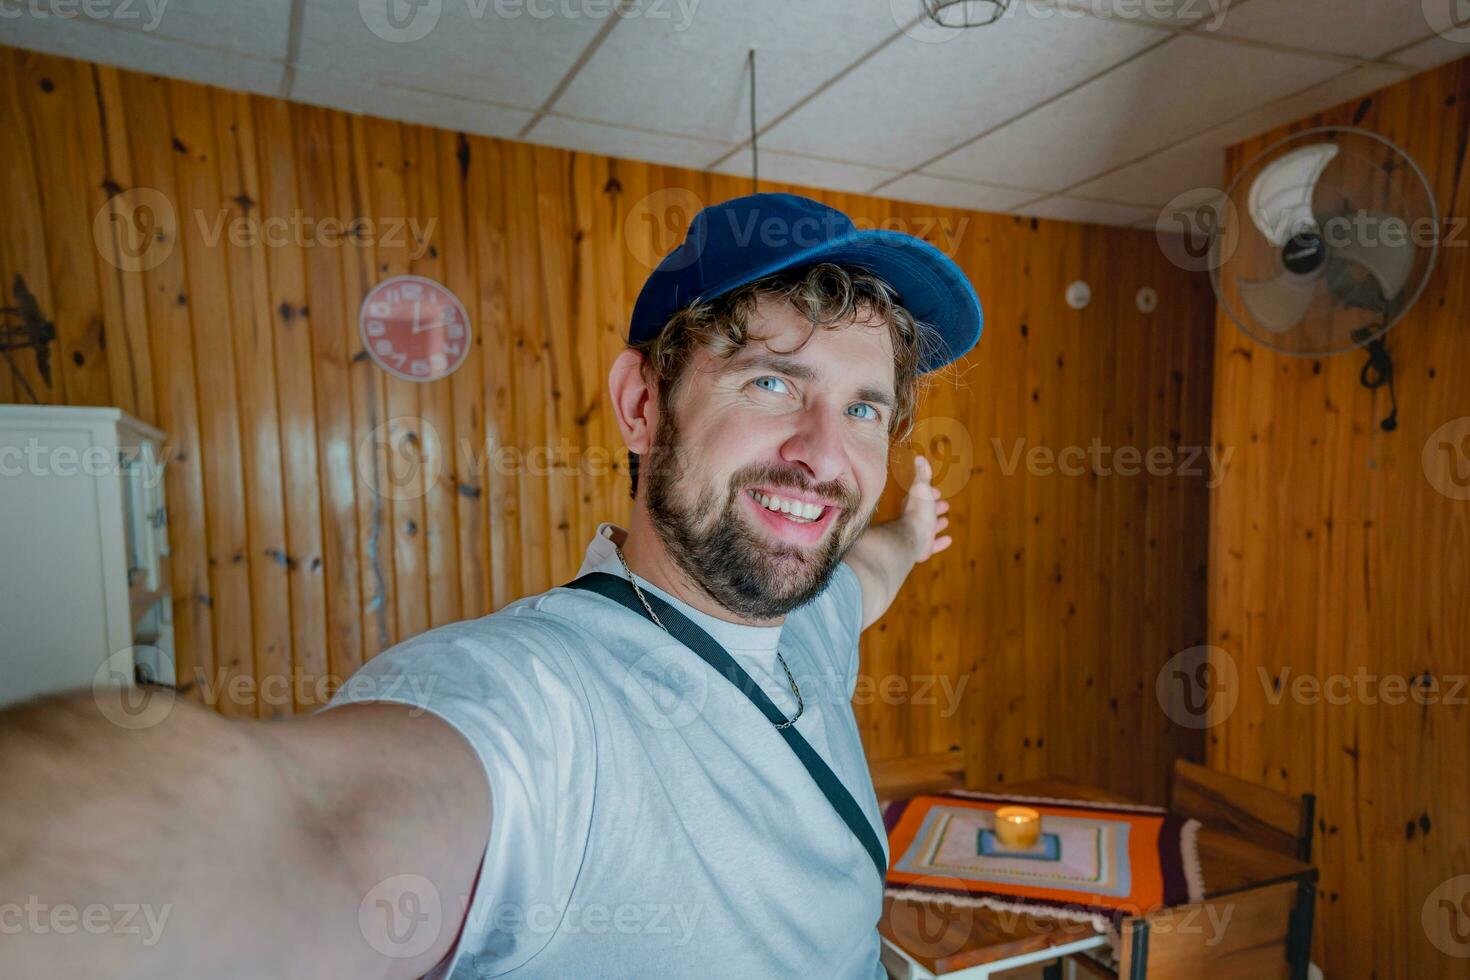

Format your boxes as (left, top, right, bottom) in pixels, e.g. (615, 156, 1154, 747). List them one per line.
(0, 0, 1463, 227)
(545, 0, 904, 146)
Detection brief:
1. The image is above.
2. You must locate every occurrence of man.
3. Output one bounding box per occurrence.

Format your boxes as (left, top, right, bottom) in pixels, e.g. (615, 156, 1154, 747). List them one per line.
(0, 193, 981, 978)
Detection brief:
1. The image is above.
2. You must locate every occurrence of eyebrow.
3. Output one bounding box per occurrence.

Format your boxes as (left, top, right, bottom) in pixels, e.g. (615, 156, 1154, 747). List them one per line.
(731, 352, 897, 410)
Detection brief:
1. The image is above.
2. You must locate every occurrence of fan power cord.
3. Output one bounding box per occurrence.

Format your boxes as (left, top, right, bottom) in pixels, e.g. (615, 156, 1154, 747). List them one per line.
(1359, 336, 1398, 433)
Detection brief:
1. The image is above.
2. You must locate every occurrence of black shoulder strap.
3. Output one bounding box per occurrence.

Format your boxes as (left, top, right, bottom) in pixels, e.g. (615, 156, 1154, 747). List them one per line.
(565, 571, 889, 885)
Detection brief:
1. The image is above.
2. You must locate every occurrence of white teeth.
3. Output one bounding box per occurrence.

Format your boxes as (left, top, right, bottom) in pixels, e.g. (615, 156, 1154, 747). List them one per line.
(750, 491, 826, 523)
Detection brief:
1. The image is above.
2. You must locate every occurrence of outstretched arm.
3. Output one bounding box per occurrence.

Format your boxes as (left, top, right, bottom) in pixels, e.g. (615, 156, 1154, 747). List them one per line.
(842, 454, 952, 631)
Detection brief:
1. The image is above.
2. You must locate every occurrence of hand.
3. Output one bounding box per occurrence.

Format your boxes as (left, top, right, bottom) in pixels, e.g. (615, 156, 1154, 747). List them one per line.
(900, 454, 952, 563)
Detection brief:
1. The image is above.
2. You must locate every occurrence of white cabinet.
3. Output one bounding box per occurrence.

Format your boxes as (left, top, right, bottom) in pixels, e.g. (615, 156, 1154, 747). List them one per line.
(0, 405, 174, 709)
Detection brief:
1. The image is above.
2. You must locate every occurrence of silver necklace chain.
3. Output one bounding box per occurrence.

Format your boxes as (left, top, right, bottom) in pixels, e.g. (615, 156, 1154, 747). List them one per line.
(614, 546, 804, 730)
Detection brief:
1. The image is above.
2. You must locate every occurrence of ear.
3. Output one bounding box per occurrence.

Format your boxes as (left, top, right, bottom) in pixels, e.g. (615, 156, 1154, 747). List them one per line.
(608, 348, 659, 455)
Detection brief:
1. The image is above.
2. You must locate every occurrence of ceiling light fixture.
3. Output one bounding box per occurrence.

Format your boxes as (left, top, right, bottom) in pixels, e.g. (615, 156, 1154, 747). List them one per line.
(923, 0, 1011, 27)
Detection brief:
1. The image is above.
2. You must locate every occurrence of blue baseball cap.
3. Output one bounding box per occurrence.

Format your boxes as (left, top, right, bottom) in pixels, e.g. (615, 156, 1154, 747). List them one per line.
(628, 193, 982, 373)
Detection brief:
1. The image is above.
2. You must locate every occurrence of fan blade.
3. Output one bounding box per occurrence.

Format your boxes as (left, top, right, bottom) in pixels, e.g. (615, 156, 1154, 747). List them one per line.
(1248, 144, 1339, 247)
(1329, 211, 1416, 300)
(1239, 273, 1319, 334)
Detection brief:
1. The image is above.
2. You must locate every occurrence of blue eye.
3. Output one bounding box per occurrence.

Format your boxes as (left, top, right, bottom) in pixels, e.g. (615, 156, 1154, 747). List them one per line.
(848, 403, 880, 421)
(753, 376, 790, 394)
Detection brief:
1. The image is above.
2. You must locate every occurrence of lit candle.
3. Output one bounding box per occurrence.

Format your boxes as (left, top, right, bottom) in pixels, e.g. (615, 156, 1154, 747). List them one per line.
(994, 806, 1042, 849)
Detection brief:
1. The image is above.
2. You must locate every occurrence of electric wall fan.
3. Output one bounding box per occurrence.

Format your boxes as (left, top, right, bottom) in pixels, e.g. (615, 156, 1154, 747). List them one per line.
(1209, 127, 1439, 431)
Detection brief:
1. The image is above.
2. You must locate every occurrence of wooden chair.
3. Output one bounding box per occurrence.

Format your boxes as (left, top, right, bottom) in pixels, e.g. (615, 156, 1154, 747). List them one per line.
(1065, 762, 1316, 979)
(870, 749, 966, 803)
(1114, 882, 1299, 979)
(1170, 759, 1315, 863)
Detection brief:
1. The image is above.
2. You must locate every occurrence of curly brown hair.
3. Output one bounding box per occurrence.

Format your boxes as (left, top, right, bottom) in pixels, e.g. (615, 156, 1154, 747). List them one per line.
(625, 262, 945, 498)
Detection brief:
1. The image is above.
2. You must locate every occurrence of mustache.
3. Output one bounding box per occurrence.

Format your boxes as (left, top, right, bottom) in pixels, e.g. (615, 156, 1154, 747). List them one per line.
(728, 463, 858, 511)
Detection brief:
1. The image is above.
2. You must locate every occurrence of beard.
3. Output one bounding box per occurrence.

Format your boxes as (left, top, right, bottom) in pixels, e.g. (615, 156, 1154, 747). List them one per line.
(642, 408, 870, 620)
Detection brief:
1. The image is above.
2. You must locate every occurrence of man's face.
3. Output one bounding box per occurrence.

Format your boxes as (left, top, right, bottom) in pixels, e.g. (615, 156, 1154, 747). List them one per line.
(642, 295, 895, 620)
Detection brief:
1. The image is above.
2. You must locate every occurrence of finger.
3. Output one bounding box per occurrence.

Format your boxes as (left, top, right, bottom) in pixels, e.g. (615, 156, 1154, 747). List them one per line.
(933, 535, 953, 553)
(913, 454, 931, 485)
(937, 499, 951, 515)
(936, 516, 949, 532)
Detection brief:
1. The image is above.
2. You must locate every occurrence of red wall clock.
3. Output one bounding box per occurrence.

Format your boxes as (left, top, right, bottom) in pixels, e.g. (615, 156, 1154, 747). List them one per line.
(359, 275, 472, 382)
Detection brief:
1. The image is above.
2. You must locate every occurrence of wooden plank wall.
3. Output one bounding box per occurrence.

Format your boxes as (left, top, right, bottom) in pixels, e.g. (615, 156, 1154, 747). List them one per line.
(0, 44, 1214, 802)
(1209, 59, 1470, 978)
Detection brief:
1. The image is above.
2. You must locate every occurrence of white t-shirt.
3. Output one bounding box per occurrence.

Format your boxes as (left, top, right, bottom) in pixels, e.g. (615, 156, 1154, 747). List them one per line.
(324, 521, 887, 979)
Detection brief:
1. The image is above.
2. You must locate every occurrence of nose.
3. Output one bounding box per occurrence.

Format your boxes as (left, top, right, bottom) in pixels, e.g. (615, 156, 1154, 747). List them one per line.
(779, 405, 849, 487)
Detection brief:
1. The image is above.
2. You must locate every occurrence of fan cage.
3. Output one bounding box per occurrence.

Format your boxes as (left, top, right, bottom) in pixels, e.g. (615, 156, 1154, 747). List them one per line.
(923, 0, 1012, 28)
(1209, 126, 1440, 359)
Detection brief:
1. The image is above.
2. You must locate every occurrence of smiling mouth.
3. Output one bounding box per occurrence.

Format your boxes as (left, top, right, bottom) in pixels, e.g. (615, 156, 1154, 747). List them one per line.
(746, 488, 832, 525)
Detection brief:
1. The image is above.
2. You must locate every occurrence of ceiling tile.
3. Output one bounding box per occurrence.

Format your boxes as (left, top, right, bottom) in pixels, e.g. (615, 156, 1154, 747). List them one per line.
(711, 150, 901, 195)
(925, 34, 1346, 191)
(289, 68, 534, 139)
(525, 115, 731, 169)
(0, 0, 294, 60)
(1193, 63, 1409, 147)
(879, 173, 1039, 213)
(1210, 0, 1436, 60)
(1390, 33, 1470, 69)
(1053, 0, 1240, 29)
(295, 0, 606, 111)
(762, 1, 1161, 172)
(1068, 140, 1225, 206)
(554, 0, 902, 144)
(1013, 195, 1160, 226)
(0, 10, 285, 95)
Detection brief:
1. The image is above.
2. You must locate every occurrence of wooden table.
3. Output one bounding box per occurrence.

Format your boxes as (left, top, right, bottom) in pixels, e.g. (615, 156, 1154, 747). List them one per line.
(877, 778, 1318, 979)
